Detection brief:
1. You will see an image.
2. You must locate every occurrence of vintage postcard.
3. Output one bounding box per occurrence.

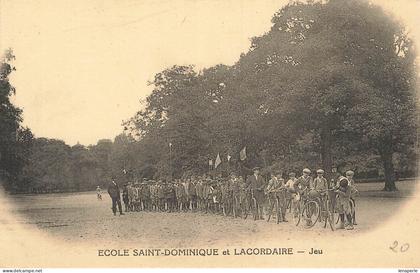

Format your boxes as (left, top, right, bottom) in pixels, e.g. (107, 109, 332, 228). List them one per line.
(0, 0, 419, 269)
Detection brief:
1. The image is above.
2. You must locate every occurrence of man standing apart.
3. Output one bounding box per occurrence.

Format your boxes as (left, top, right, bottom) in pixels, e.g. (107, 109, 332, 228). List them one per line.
(246, 167, 266, 220)
(107, 178, 124, 216)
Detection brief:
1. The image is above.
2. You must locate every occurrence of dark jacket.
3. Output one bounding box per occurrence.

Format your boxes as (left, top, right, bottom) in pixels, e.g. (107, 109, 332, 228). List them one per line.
(107, 181, 121, 199)
(246, 174, 266, 203)
(246, 174, 266, 191)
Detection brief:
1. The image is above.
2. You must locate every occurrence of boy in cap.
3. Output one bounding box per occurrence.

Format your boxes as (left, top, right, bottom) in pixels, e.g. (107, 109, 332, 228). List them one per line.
(96, 186, 102, 200)
(285, 172, 298, 215)
(295, 168, 313, 194)
(195, 177, 204, 211)
(188, 178, 198, 211)
(346, 171, 355, 186)
(230, 173, 241, 217)
(133, 183, 141, 212)
(141, 182, 151, 211)
(285, 172, 297, 189)
(335, 176, 354, 230)
(122, 183, 130, 212)
(127, 182, 135, 211)
(295, 168, 313, 225)
(313, 169, 327, 192)
(346, 170, 358, 225)
(266, 172, 287, 222)
(276, 172, 287, 222)
(157, 181, 165, 211)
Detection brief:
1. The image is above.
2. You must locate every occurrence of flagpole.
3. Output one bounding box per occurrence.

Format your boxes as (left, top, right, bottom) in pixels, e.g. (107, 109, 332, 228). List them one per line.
(169, 142, 172, 182)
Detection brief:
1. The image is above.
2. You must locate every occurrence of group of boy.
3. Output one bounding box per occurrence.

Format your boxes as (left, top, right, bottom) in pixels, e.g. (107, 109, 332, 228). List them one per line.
(108, 167, 358, 230)
(277, 168, 358, 230)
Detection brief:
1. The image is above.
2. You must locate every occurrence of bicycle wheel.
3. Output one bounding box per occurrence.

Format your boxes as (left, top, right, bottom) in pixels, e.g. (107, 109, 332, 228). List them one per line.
(243, 196, 249, 219)
(243, 201, 249, 219)
(302, 200, 320, 228)
(266, 199, 273, 222)
(350, 198, 356, 225)
(276, 198, 281, 224)
(292, 201, 301, 226)
(335, 196, 340, 224)
(233, 196, 238, 218)
(252, 198, 258, 221)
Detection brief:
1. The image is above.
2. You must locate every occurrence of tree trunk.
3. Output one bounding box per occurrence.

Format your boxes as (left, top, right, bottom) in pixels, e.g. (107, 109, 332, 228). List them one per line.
(321, 126, 333, 186)
(379, 136, 397, 191)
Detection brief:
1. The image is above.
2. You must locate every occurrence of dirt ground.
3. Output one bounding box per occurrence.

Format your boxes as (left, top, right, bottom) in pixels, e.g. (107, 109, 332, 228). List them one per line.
(2, 180, 417, 249)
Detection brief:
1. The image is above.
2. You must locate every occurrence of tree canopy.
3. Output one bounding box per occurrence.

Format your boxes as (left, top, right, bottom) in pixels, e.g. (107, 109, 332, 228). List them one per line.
(1, 0, 417, 193)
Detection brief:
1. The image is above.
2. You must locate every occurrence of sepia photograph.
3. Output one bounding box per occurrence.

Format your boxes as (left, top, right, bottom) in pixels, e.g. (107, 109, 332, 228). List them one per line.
(0, 0, 419, 269)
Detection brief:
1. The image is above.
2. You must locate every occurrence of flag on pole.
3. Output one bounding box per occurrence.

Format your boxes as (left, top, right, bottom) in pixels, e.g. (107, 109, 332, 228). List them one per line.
(215, 153, 222, 169)
(227, 154, 231, 162)
(240, 146, 247, 161)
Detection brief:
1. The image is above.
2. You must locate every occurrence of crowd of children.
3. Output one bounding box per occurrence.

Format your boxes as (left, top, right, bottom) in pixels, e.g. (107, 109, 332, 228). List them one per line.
(113, 167, 358, 231)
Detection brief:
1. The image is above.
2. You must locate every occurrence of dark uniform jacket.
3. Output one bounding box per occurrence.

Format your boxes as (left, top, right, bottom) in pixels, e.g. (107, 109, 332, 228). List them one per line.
(246, 174, 266, 203)
(107, 181, 121, 199)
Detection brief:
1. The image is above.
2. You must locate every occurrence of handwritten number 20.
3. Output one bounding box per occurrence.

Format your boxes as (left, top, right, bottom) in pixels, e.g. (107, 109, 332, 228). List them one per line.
(390, 241, 409, 252)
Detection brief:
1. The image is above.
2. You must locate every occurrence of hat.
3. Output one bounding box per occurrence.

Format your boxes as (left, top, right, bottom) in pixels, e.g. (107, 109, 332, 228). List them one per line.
(316, 169, 324, 174)
(252, 167, 261, 171)
(303, 168, 311, 174)
(339, 176, 349, 187)
(289, 172, 296, 176)
(346, 170, 354, 176)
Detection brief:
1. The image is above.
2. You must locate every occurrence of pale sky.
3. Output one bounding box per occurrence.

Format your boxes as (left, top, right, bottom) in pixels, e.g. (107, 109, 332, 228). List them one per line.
(1, 0, 419, 146)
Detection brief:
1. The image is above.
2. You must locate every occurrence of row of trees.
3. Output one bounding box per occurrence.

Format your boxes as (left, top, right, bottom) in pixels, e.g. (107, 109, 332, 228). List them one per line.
(1, 0, 418, 193)
(123, 0, 418, 191)
(14, 137, 133, 193)
(0, 49, 135, 192)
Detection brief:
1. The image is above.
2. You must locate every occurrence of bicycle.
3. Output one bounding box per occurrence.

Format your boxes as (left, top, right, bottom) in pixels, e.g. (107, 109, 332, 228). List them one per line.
(250, 190, 259, 221)
(293, 190, 320, 228)
(266, 188, 287, 224)
(313, 188, 336, 231)
(241, 189, 251, 219)
(232, 194, 240, 218)
(334, 196, 356, 226)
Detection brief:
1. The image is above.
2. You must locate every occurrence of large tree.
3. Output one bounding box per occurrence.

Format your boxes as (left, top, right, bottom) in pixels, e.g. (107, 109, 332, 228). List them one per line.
(0, 49, 34, 190)
(234, 0, 417, 189)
